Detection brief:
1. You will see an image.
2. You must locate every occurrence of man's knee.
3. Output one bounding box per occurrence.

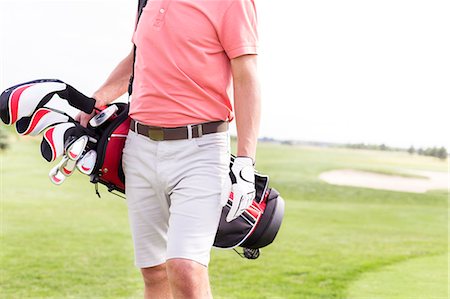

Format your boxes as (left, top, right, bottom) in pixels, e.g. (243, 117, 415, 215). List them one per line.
(166, 259, 212, 299)
(141, 263, 168, 287)
(166, 258, 209, 291)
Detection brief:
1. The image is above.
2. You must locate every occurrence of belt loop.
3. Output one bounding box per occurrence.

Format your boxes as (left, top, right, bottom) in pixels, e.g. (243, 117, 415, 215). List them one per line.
(187, 124, 192, 139)
(134, 119, 138, 133)
(198, 124, 203, 137)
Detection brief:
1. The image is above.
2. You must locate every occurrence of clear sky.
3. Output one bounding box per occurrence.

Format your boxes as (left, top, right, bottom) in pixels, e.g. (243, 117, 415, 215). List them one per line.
(0, 0, 448, 149)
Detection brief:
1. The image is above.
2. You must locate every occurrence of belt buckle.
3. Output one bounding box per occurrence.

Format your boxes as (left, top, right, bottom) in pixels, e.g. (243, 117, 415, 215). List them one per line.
(148, 128, 164, 141)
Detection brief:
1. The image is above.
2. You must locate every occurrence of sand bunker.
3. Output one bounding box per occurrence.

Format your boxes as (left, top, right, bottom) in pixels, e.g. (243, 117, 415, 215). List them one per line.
(319, 169, 448, 193)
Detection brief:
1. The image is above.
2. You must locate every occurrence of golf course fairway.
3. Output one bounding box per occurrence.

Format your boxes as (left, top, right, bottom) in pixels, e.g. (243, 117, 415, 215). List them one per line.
(347, 253, 448, 298)
(1, 137, 448, 298)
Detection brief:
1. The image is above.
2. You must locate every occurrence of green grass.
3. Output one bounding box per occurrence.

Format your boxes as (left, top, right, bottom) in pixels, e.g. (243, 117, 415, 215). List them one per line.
(347, 253, 448, 299)
(1, 139, 448, 298)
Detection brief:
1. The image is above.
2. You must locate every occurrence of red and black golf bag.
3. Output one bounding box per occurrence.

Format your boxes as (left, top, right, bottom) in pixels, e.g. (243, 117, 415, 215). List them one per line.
(88, 102, 130, 194)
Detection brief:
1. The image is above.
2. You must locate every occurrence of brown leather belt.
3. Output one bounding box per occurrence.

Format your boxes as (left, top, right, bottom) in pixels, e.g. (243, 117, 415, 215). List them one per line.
(130, 119, 228, 141)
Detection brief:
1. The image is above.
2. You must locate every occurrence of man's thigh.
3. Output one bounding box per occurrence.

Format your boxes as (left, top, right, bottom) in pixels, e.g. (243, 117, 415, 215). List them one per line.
(164, 132, 230, 266)
(123, 131, 170, 268)
(123, 130, 230, 267)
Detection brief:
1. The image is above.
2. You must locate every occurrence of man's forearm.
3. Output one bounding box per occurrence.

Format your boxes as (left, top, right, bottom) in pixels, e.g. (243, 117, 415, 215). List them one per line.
(232, 55, 261, 161)
(93, 48, 135, 107)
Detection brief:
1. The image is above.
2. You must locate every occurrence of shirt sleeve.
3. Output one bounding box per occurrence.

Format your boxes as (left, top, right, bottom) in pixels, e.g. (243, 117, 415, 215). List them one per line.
(217, 0, 259, 59)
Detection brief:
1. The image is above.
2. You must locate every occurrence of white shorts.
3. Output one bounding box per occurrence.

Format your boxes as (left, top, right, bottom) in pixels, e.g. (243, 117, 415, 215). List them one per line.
(122, 129, 229, 268)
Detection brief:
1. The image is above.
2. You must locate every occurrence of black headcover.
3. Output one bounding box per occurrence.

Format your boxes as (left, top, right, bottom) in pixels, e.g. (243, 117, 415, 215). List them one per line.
(40, 122, 94, 162)
(213, 157, 285, 250)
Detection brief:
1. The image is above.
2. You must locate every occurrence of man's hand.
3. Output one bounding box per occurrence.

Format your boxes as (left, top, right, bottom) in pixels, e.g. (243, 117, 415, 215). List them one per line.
(75, 110, 96, 127)
(75, 95, 103, 127)
(223, 157, 256, 222)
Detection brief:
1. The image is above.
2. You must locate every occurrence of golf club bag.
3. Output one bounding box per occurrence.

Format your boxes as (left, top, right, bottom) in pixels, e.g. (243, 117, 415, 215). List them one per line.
(1, 79, 285, 257)
(88, 103, 130, 194)
(213, 157, 285, 255)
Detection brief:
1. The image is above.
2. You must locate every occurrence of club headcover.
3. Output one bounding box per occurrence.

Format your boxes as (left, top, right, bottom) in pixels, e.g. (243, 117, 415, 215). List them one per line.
(0, 79, 95, 125)
(40, 122, 93, 162)
(15, 108, 70, 136)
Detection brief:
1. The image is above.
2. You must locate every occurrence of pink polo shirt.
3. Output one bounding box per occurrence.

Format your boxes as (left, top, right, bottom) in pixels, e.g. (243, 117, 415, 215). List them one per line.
(130, 0, 258, 127)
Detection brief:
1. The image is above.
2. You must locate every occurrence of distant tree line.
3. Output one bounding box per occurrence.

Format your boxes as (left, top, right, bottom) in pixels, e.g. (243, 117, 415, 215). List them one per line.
(343, 143, 447, 160)
(345, 143, 393, 151)
(0, 127, 8, 151)
(408, 146, 448, 160)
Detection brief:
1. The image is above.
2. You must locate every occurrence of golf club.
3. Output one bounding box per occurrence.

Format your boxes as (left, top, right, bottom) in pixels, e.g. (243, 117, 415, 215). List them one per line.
(66, 135, 89, 160)
(89, 104, 118, 127)
(76, 150, 97, 175)
(49, 164, 66, 185)
(59, 155, 77, 176)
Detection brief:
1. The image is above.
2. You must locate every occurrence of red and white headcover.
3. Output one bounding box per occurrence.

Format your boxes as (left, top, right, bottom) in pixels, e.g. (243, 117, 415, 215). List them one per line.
(0, 79, 95, 126)
(1, 80, 66, 125)
(40, 123, 78, 162)
(16, 108, 70, 136)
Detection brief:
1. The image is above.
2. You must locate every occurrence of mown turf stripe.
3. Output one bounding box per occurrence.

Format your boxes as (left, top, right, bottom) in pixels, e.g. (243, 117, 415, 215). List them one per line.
(346, 253, 449, 299)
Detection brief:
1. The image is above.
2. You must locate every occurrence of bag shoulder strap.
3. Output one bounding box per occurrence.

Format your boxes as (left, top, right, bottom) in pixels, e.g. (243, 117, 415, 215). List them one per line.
(138, 0, 148, 16)
(128, 0, 148, 95)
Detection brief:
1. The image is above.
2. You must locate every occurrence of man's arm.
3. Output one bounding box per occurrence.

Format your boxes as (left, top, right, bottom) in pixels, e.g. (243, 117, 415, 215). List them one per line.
(224, 54, 261, 222)
(231, 54, 261, 161)
(77, 47, 134, 126)
(93, 47, 135, 106)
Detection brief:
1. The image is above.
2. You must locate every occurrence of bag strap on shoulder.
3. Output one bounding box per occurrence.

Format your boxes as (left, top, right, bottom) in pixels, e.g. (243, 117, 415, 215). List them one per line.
(128, 0, 148, 95)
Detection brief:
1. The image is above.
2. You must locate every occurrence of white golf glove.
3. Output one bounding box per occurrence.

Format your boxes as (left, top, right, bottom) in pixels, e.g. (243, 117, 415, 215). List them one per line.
(222, 156, 256, 222)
